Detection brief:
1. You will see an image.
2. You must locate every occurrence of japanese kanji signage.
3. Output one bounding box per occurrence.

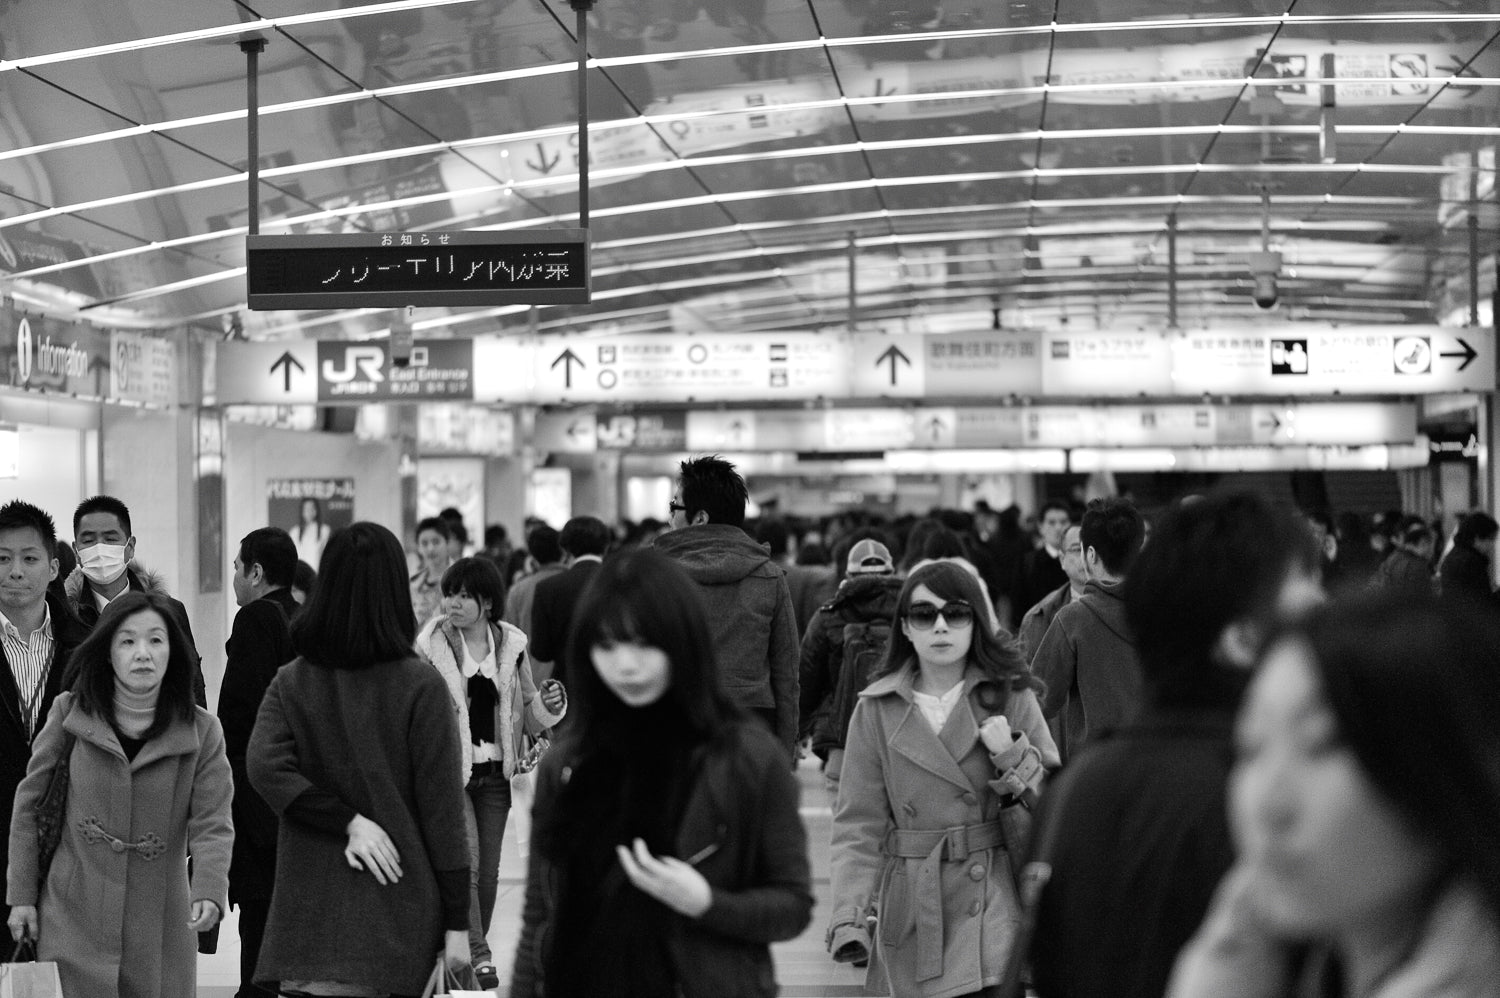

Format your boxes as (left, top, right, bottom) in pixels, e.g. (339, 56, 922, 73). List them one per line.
(245, 230, 590, 310)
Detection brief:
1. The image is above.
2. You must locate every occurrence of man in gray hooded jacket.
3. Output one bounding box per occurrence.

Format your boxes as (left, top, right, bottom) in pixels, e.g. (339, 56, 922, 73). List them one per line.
(1031, 497, 1145, 762)
(654, 455, 799, 756)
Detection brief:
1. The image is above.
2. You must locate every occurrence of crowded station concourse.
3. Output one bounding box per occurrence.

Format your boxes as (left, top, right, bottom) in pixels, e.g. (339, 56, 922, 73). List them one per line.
(7, 2, 1500, 997)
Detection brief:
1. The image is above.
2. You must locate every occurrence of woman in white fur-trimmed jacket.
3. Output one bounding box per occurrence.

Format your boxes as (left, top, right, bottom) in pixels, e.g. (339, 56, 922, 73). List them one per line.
(414, 557, 566, 990)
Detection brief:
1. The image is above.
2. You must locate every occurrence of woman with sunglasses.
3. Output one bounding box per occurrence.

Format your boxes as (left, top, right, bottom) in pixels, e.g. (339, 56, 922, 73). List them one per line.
(828, 560, 1059, 998)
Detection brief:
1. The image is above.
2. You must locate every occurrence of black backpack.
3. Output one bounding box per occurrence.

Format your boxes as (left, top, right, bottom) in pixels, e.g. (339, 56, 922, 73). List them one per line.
(826, 617, 893, 748)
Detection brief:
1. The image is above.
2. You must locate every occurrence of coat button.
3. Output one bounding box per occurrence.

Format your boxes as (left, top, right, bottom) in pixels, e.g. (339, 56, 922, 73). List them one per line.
(968, 863, 985, 881)
(962, 792, 978, 805)
(970, 900, 982, 916)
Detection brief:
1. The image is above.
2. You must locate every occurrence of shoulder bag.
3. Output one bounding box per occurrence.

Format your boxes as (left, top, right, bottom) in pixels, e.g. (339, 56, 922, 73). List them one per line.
(33, 732, 77, 891)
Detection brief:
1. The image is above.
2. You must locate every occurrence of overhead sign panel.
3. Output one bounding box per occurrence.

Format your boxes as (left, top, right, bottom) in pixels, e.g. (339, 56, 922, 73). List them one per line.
(1171, 326, 1494, 395)
(533, 333, 847, 404)
(1043, 331, 1176, 396)
(246, 230, 590, 310)
(850, 331, 1044, 398)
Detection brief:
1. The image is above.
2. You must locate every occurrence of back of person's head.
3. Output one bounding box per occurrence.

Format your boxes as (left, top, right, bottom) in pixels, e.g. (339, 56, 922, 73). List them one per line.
(1080, 497, 1145, 577)
(438, 506, 464, 528)
(484, 524, 508, 549)
(415, 516, 451, 542)
(292, 560, 317, 602)
(756, 520, 790, 559)
(1455, 511, 1499, 546)
(1266, 594, 1500, 923)
(1125, 491, 1321, 707)
(897, 518, 948, 574)
(73, 494, 132, 538)
(69, 591, 195, 738)
(564, 549, 737, 737)
(526, 525, 563, 565)
(677, 454, 749, 528)
(292, 522, 416, 668)
(832, 526, 900, 582)
(1400, 521, 1434, 551)
(0, 499, 59, 558)
(239, 527, 297, 589)
(877, 560, 1036, 701)
(795, 541, 830, 566)
(440, 557, 507, 623)
(559, 516, 610, 558)
(916, 524, 967, 563)
(448, 521, 469, 547)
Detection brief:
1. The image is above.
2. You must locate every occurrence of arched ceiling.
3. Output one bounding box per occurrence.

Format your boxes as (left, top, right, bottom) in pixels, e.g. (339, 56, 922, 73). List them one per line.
(2, 0, 1500, 341)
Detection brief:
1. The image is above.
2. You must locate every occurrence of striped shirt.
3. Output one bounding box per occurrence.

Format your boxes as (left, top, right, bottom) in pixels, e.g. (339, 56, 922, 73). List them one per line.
(1, 602, 54, 739)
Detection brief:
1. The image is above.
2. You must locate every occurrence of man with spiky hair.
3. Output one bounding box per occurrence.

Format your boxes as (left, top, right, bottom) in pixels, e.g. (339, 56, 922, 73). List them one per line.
(0, 500, 87, 960)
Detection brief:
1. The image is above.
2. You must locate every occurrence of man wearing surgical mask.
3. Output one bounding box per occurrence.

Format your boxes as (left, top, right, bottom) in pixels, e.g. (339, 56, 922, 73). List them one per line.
(65, 494, 206, 707)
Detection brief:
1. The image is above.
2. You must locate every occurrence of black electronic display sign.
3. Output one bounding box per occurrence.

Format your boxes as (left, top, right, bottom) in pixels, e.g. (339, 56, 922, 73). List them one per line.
(245, 229, 590, 310)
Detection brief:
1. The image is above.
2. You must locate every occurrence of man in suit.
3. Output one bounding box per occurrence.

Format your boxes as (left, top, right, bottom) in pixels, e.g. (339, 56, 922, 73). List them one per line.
(527, 516, 611, 688)
(66, 494, 206, 706)
(218, 527, 300, 998)
(502, 524, 566, 634)
(0, 500, 87, 960)
(1010, 498, 1072, 630)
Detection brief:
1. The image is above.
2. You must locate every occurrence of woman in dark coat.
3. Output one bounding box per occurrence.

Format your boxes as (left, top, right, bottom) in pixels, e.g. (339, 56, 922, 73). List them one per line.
(511, 548, 813, 998)
(248, 522, 470, 997)
(7, 592, 233, 998)
(1439, 511, 1498, 608)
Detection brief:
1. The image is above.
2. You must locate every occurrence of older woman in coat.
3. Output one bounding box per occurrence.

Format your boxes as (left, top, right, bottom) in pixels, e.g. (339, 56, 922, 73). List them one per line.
(828, 561, 1058, 998)
(7, 592, 233, 998)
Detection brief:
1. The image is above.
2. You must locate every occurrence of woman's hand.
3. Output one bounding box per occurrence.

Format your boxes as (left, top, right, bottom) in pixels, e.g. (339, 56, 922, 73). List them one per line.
(616, 838, 712, 918)
(539, 679, 565, 714)
(443, 929, 471, 975)
(188, 900, 221, 932)
(344, 814, 403, 885)
(6, 905, 37, 943)
(979, 714, 1013, 755)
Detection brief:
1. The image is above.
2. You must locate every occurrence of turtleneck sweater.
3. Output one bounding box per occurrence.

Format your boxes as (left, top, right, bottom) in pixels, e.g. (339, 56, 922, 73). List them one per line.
(113, 684, 160, 739)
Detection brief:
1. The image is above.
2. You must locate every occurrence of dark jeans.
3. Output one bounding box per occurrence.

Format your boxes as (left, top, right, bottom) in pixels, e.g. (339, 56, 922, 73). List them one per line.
(236, 897, 278, 998)
(463, 768, 513, 966)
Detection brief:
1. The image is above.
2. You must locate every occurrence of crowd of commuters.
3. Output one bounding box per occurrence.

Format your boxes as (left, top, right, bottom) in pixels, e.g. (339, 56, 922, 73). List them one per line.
(2, 471, 1499, 998)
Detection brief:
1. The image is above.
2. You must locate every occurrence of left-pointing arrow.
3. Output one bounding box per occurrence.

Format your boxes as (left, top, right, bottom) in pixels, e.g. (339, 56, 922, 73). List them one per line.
(269, 351, 305, 392)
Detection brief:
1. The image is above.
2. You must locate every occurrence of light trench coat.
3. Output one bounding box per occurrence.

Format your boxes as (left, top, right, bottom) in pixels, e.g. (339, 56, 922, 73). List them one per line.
(7, 692, 234, 998)
(828, 662, 1058, 998)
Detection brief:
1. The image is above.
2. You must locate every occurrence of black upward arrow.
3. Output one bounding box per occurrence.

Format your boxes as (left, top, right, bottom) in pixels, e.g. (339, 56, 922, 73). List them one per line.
(926, 415, 947, 441)
(876, 345, 911, 386)
(1440, 337, 1479, 372)
(269, 351, 305, 392)
(551, 348, 584, 388)
(527, 142, 562, 175)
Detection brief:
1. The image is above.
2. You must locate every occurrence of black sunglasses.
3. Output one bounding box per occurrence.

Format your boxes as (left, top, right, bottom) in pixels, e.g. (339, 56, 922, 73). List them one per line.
(905, 601, 975, 630)
(668, 501, 687, 516)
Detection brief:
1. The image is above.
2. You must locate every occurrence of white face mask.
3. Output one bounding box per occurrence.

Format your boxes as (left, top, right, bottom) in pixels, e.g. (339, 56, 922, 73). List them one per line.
(78, 543, 129, 586)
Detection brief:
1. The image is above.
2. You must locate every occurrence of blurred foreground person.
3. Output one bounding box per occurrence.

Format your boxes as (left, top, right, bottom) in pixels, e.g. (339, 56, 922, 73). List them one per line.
(249, 523, 470, 997)
(1169, 594, 1500, 997)
(827, 560, 1057, 997)
(1029, 492, 1322, 998)
(7, 592, 233, 998)
(512, 548, 812, 998)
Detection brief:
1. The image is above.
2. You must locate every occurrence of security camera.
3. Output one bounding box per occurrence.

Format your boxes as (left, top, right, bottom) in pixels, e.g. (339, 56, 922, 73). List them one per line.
(1248, 250, 1282, 309)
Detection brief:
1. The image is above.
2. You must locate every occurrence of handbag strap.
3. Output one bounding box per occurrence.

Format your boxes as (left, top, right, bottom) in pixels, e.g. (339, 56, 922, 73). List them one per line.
(10, 937, 37, 963)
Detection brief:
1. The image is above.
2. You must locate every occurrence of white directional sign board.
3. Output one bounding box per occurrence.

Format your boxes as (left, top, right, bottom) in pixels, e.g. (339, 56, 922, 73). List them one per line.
(215, 340, 318, 404)
(850, 331, 1044, 398)
(531, 333, 848, 404)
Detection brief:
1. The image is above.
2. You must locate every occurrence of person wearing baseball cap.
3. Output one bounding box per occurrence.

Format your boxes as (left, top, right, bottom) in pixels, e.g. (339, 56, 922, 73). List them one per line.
(845, 539, 895, 577)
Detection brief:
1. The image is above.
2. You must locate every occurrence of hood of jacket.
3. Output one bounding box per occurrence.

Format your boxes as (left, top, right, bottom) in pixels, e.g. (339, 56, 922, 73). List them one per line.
(1077, 579, 1134, 644)
(826, 573, 904, 621)
(652, 523, 778, 585)
(63, 562, 172, 615)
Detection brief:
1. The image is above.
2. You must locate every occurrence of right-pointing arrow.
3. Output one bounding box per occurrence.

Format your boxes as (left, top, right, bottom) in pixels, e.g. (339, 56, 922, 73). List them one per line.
(1440, 337, 1479, 372)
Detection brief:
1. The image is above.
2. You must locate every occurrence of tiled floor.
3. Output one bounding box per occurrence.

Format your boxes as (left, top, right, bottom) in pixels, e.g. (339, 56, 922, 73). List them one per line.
(196, 756, 868, 997)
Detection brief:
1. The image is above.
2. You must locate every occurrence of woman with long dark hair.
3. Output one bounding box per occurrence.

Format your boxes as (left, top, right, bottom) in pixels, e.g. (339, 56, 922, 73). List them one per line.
(7, 592, 233, 998)
(510, 548, 813, 998)
(248, 522, 470, 997)
(1169, 594, 1500, 997)
(827, 560, 1059, 997)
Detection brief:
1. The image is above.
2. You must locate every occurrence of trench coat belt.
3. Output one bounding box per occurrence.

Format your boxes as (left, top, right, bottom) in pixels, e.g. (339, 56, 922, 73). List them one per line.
(883, 821, 1006, 982)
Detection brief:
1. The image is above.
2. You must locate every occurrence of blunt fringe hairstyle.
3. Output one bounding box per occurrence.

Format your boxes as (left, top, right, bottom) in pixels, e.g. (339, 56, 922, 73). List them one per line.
(563, 548, 739, 739)
(239, 527, 298, 588)
(1080, 497, 1145, 576)
(69, 591, 196, 740)
(0, 499, 59, 559)
(1274, 594, 1500, 923)
(440, 556, 507, 623)
(291, 522, 416, 669)
(875, 560, 1040, 706)
(1125, 490, 1319, 707)
(73, 494, 132, 538)
(677, 454, 749, 528)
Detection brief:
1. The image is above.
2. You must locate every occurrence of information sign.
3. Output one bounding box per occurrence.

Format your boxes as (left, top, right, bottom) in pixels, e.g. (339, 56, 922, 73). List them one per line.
(110, 331, 177, 407)
(246, 230, 590, 310)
